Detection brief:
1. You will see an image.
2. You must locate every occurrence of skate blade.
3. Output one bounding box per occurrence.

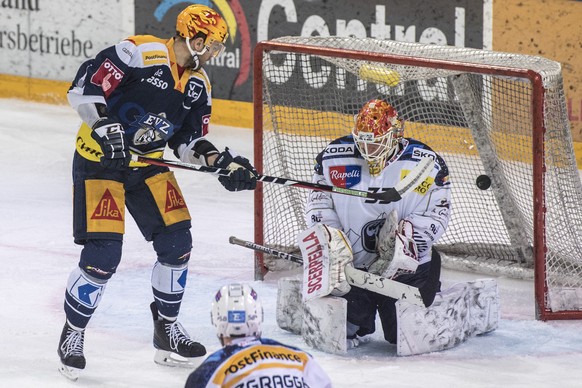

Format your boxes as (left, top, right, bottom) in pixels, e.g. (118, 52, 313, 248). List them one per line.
(154, 350, 205, 369)
(58, 364, 81, 381)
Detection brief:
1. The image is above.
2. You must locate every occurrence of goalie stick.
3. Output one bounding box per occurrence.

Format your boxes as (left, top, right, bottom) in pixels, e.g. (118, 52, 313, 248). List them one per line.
(132, 155, 434, 203)
(229, 236, 426, 307)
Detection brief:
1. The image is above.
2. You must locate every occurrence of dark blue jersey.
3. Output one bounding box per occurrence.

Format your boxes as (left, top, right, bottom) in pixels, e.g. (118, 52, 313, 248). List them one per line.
(69, 35, 213, 163)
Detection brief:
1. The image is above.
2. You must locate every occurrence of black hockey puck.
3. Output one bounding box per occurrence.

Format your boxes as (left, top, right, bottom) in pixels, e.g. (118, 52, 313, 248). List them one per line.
(476, 175, 491, 190)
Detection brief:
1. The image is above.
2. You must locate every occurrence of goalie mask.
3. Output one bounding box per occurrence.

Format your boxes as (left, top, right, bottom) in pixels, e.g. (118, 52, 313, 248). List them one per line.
(353, 99, 404, 175)
(211, 283, 263, 343)
(176, 5, 228, 69)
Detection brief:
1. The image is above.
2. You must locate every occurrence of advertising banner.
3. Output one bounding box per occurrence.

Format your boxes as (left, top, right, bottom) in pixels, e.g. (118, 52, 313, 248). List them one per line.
(0, 0, 133, 81)
(135, 0, 490, 103)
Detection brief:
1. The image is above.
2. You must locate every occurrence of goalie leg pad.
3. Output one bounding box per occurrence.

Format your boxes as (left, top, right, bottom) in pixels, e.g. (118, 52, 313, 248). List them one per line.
(396, 278, 499, 356)
(276, 278, 349, 355)
(302, 296, 347, 355)
(276, 277, 303, 334)
(376, 260, 437, 342)
(298, 224, 353, 301)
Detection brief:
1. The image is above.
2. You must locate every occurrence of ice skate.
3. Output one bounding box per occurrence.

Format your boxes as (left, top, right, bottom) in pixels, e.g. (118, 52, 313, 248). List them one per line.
(57, 322, 86, 381)
(150, 302, 206, 368)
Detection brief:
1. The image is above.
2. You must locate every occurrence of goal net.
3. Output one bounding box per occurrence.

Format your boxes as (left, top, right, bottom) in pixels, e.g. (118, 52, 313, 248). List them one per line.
(253, 36, 582, 320)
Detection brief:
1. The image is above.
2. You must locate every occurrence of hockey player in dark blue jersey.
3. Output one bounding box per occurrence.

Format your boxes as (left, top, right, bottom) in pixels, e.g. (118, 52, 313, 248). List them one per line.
(185, 283, 333, 388)
(57, 4, 257, 381)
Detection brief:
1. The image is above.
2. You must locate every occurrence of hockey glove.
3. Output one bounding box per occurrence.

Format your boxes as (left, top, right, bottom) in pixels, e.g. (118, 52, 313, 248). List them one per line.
(371, 219, 420, 279)
(214, 147, 258, 191)
(91, 118, 131, 170)
(375, 210, 399, 262)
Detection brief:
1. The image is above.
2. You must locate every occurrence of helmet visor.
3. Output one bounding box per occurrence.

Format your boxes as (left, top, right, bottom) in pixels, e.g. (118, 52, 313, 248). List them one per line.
(207, 40, 226, 58)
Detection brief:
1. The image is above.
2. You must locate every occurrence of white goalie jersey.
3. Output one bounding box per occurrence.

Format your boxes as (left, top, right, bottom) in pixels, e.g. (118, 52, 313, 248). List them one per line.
(305, 135, 452, 270)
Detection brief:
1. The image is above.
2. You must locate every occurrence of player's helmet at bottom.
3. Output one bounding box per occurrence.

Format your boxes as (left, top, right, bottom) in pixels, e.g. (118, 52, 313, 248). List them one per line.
(176, 5, 228, 58)
(353, 99, 404, 167)
(211, 283, 263, 342)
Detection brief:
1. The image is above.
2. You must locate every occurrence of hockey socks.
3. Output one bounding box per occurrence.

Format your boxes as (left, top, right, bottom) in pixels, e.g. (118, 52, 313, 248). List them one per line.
(64, 267, 107, 329)
(151, 261, 188, 319)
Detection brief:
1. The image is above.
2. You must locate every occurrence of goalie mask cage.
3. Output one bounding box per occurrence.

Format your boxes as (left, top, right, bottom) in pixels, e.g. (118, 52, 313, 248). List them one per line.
(253, 36, 582, 321)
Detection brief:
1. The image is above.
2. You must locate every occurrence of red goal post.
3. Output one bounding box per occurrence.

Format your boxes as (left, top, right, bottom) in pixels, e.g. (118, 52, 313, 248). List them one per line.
(253, 37, 582, 320)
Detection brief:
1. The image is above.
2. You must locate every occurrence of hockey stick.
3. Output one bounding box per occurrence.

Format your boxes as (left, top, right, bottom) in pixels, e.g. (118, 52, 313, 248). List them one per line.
(228, 236, 426, 306)
(132, 155, 434, 203)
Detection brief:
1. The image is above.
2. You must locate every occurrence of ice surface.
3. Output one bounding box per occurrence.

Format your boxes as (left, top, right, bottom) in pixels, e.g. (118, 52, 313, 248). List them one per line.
(1, 99, 582, 387)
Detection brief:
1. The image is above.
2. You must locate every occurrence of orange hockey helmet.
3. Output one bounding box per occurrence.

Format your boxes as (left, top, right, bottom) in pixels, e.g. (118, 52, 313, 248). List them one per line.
(176, 5, 228, 58)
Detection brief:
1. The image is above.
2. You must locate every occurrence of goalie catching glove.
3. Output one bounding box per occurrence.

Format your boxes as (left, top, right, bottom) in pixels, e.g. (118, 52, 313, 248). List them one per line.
(369, 211, 420, 279)
(298, 224, 353, 301)
(214, 147, 258, 191)
(91, 118, 131, 169)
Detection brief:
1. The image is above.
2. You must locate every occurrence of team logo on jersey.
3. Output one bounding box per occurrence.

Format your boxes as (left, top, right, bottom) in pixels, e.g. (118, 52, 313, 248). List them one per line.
(435, 198, 451, 217)
(133, 113, 175, 144)
(329, 165, 361, 188)
(90, 59, 124, 98)
(187, 80, 204, 102)
(142, 50, 168, 65)
(361, 218, 386, 252)
(412, 147, 436, 161)
(91, 189, 123, 221)
(133, 127, 160, 145)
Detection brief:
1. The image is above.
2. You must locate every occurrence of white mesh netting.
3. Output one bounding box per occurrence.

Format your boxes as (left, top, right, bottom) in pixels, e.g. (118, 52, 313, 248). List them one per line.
(256, 36, 582, 317)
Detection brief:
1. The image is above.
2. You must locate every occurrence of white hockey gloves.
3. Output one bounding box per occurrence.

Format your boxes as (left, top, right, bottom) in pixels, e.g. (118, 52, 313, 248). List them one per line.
(370, 212, 420, 279)
(298, 224, 353, 301)
(375, 209, 399, 262)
